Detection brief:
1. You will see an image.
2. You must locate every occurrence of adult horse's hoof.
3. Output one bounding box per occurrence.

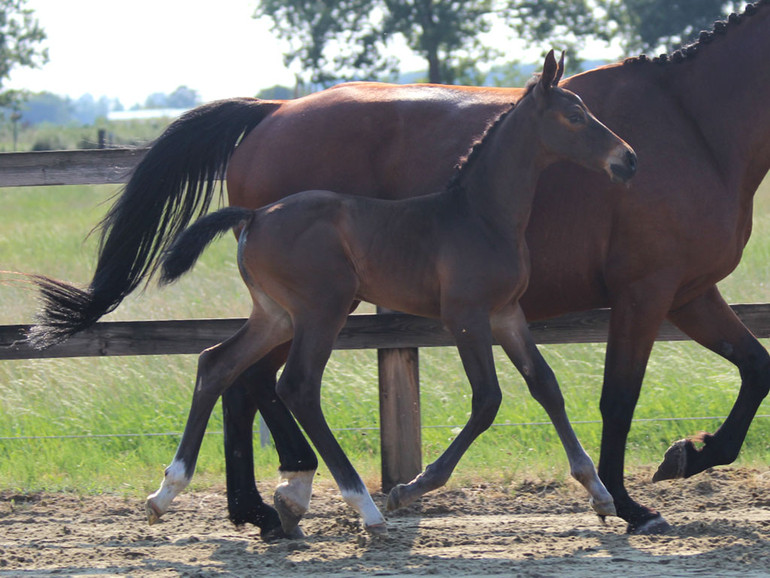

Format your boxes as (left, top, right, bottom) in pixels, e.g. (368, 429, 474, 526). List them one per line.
(261, 524, 306, 543)
(386, 484, 411, 511)
(627, 514, 671, 535)
(653, 438, 690, 481)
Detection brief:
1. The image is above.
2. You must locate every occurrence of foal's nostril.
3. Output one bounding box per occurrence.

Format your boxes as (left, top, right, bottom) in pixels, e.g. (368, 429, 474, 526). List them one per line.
(626, 150, 638, 174)
(610, 149, 638, 183)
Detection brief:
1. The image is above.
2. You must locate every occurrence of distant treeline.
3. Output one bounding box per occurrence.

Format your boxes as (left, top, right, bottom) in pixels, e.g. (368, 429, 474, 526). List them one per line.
(4, 86, 202, 127)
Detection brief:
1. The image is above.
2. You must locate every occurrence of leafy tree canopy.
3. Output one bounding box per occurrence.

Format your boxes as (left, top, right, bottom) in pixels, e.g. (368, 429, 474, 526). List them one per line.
(256, 0, 497, 85)
(604, 0, 743, 55)
(0, 0, 47, 108)
(144, 86, 201, 110)
(257, 0, 749, 86)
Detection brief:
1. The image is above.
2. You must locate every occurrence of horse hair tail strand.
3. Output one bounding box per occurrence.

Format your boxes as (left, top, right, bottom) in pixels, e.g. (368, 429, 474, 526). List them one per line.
(27, 98, 279, 349)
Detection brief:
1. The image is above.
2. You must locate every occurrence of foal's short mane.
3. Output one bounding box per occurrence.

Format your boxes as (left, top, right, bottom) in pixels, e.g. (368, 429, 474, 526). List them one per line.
(445, 80, 540, 195)
(624, 0, 769, 67)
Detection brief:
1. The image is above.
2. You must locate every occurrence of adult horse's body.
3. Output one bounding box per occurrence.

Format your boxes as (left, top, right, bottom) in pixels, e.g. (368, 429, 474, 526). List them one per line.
(144, 53, 634, 533)
(30, 2, 770, 536)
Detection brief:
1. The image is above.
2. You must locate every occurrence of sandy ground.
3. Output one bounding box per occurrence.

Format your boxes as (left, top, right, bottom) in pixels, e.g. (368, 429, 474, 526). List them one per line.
(2, 467, 770, 577)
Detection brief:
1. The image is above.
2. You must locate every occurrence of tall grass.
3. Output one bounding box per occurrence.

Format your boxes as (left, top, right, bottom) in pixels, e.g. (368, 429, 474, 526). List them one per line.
(1, 178, 770, 496)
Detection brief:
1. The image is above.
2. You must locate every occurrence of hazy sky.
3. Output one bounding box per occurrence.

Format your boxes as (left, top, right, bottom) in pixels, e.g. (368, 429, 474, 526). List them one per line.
(5, 1, 318, 107)
(6, 1, 614, 108)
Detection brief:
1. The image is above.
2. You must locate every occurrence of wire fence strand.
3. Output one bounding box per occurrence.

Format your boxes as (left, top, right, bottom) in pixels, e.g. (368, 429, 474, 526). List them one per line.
(2, 414, 767, 442)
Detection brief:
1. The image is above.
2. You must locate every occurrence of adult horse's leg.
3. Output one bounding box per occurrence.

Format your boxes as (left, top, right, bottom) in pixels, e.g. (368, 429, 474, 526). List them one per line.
(276, 311, 387, 534)
(222, 343, 318, 540)
(490, 304, 615, 516)
(145, 314, 292, 525)
(387, 310, 502, 510)
(223, 305, 359, 534)
(599, 287, 673, 534)
(657, 286, 770, 480)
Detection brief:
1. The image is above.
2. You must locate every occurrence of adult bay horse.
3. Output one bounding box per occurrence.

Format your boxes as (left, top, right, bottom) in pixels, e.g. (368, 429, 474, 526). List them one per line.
(144, 51, 635, 534)
(30, 2, 770, 536)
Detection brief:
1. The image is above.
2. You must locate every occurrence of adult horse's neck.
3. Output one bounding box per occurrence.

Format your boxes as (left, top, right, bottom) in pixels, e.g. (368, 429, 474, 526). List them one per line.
(667, 2, 770, 199)
(450, 96, 544, 234)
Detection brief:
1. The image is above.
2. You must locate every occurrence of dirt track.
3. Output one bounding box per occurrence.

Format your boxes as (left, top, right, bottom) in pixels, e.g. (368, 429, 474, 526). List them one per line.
(2, 467, 770, 577)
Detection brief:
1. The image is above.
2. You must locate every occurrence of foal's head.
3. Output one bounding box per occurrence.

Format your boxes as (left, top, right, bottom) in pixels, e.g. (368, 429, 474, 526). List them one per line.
(528, 50, 637, 184)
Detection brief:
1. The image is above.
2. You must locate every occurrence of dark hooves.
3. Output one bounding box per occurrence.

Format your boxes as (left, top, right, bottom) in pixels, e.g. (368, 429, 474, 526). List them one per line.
(261, 524, 306, 543)
(653, 438, 690, 482)
(627, 514, 671, 535)
(386, 484, 405, 511)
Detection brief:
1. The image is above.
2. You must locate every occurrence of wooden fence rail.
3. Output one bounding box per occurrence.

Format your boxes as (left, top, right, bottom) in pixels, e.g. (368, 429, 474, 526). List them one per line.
(4, 304, 770, 360)
(3, 150, 770, 492)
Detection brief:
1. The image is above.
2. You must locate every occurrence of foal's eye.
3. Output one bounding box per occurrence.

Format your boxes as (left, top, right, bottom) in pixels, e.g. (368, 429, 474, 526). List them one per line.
(568, 110, 586, 125)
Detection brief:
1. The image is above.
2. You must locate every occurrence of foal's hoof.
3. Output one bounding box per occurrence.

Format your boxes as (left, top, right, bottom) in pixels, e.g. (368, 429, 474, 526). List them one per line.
(274, 492, 307, 535)
(365, 522, 389, 537)
(589, 495, 617, 518)
(628, 514, 671, 535)
(145, 499, 163, 525)
(653, 439, 690, 481)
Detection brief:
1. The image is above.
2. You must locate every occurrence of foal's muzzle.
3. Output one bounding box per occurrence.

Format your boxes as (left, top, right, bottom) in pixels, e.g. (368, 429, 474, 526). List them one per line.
(610, 149, 638, 183)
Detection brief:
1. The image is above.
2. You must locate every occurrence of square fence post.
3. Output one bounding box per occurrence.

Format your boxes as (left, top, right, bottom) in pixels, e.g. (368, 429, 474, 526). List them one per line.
(377, 308, 422, 493)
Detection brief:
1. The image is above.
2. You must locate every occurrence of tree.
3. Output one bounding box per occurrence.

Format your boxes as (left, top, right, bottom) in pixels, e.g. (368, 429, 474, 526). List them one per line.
(0, 0, 47, 108)
(166, 85, 201, 109)
(510, 0, 745, 69)
(504, 0, 604, 75)
(144, 86, 201, 110)
(256, 1, 750, 87)
(255, 0, 497, 85)
(19, 91, 71, 124)
(603, 0, 743, 55)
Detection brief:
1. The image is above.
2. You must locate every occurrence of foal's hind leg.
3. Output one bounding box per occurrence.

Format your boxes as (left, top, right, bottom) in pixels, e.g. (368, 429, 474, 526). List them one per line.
(145, 312, 292, 525)
(388, 309, 502, 510)
(492, 304, 615, 517)
(276, 311, 387, 534)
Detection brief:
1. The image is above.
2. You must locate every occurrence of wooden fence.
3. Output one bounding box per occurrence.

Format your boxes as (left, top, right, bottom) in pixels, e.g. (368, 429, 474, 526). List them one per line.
(3, 149, 770, 491)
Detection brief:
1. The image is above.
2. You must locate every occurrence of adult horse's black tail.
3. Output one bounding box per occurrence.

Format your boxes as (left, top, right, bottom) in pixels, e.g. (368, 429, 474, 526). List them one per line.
(28, 98, 280, 348)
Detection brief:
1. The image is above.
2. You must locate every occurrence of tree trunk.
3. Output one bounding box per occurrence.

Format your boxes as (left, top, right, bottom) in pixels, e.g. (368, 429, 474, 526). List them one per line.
(426, 49, 441, 83)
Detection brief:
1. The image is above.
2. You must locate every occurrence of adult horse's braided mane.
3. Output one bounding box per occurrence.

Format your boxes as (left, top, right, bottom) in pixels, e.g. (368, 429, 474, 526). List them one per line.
(623, 0, 769, 66)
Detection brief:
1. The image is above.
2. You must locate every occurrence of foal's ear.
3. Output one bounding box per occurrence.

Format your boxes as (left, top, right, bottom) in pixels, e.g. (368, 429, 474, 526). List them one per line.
(539, 50, 558, 92)
(554, 51, 566, 85)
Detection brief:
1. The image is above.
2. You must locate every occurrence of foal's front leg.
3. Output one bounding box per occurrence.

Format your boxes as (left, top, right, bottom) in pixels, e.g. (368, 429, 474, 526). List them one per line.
(491, 304, 615, 517)
(276, 315, 387, 534)
(388, 310, 502, 510)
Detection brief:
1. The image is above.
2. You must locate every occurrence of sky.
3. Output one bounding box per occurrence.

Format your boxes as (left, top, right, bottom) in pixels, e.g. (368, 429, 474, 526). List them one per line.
(5, 0, 432, 108)
(5, 1, 614, 109)
(6, 0, 340, 107)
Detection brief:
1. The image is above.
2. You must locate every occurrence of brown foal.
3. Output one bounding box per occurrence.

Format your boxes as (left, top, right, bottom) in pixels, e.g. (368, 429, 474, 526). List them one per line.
(145, 51, 636, 534)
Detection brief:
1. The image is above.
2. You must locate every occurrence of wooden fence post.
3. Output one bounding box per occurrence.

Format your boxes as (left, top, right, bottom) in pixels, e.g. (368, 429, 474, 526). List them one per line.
(377, 308, 422, 493)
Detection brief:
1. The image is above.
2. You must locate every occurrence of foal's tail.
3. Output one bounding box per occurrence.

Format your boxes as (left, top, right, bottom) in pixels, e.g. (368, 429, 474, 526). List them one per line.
(160, 207, 254, 285)
(28, 98, 281, 348)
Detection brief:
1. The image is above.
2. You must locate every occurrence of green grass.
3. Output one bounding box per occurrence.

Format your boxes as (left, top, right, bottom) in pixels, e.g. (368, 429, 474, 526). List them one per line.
(1, 179, 770, 496)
